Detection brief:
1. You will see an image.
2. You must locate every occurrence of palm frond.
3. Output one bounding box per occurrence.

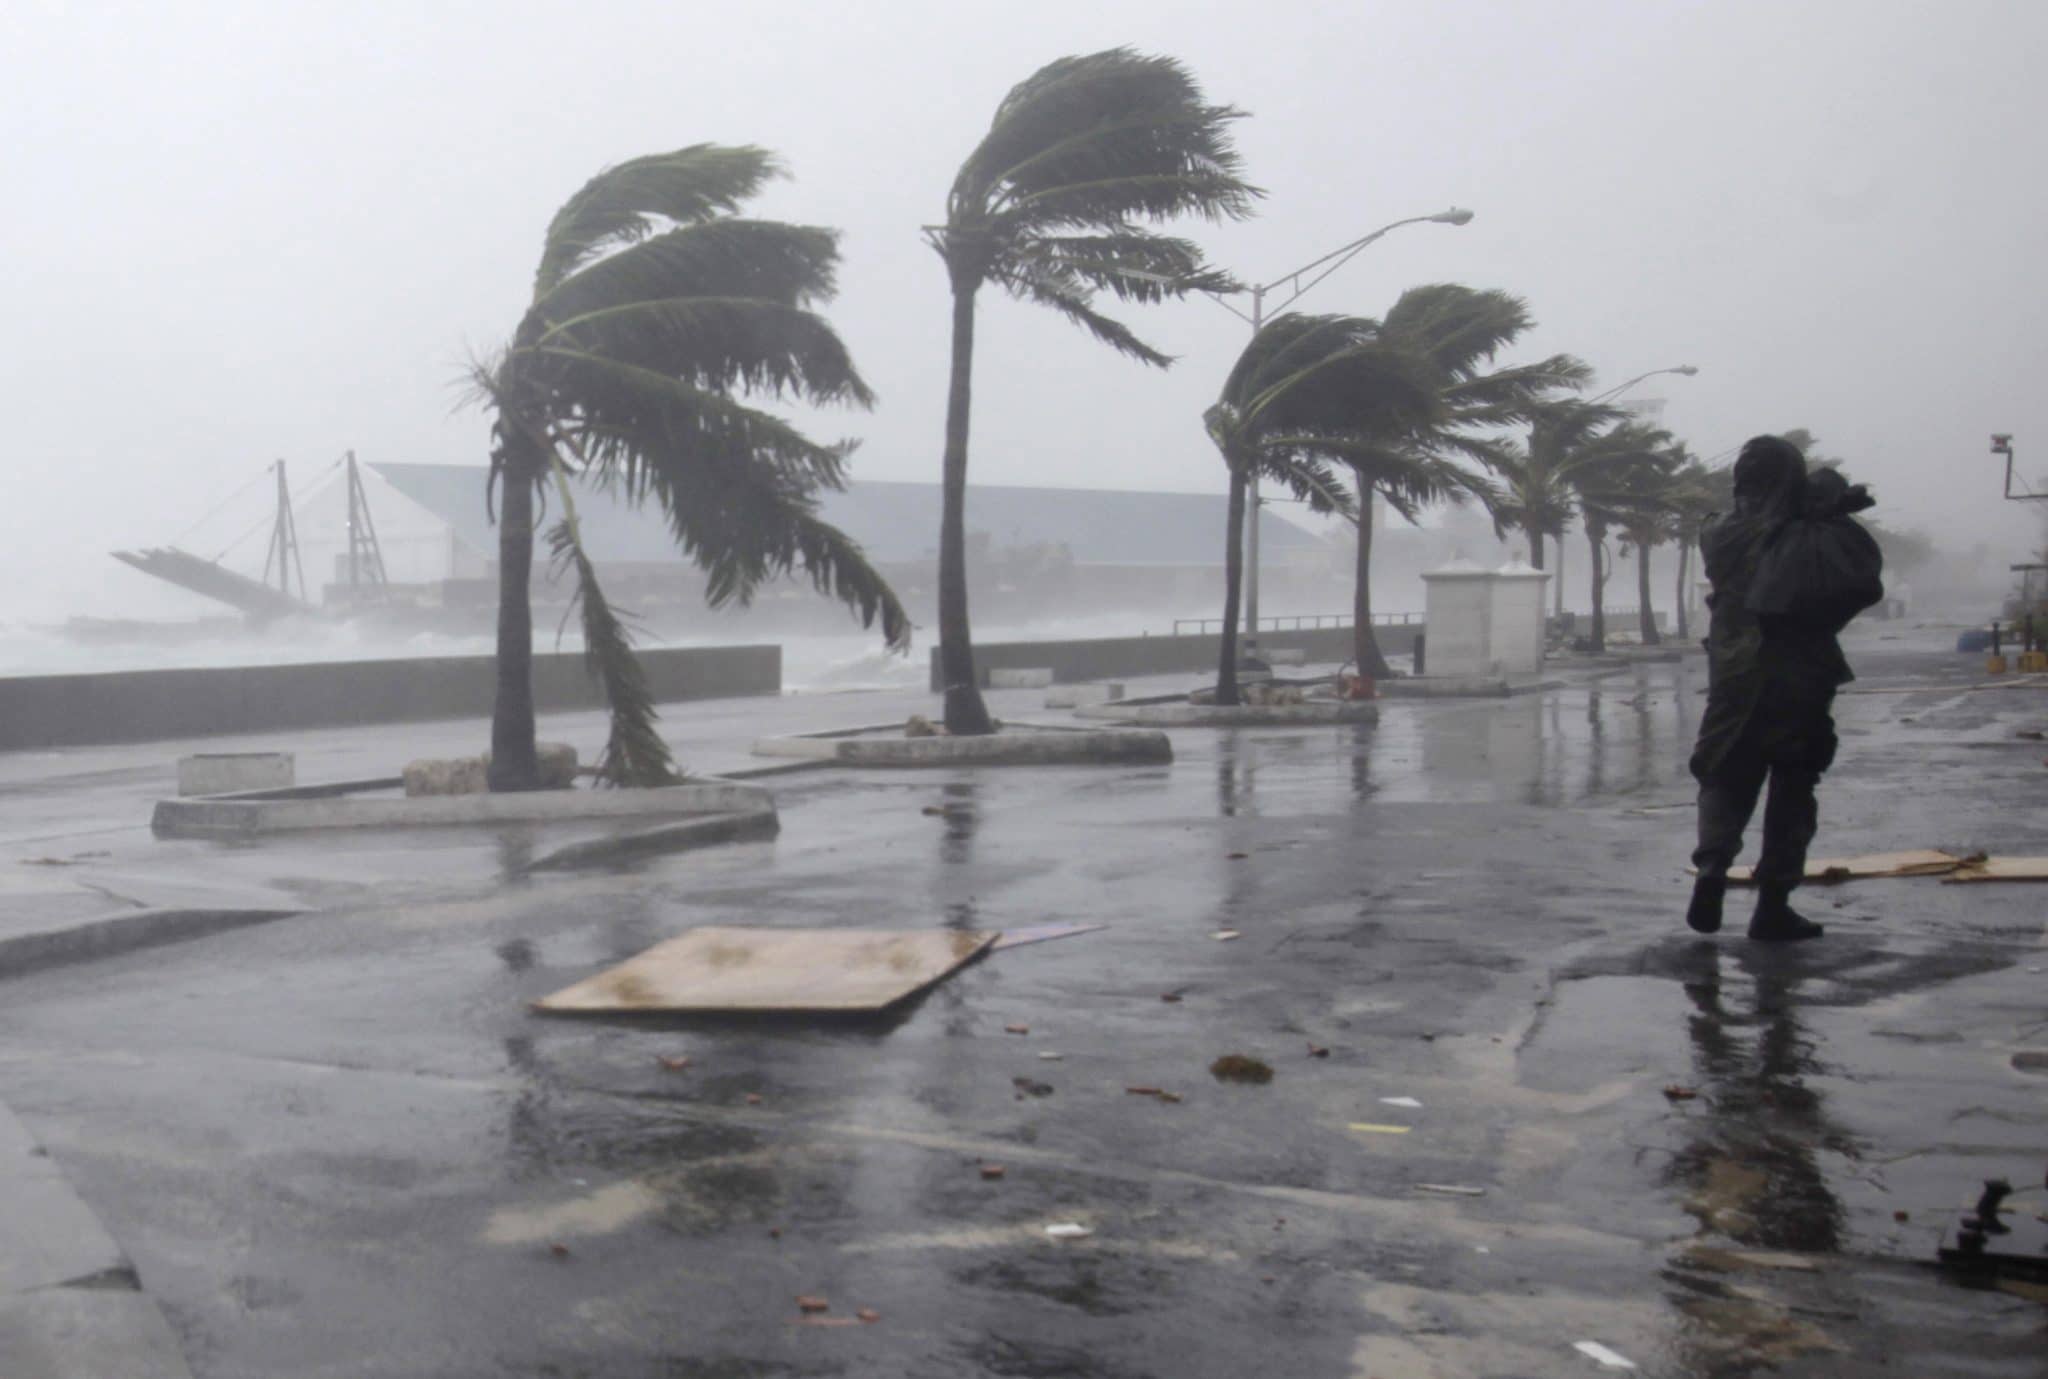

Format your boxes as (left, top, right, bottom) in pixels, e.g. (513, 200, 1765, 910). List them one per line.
(535, 144, 781, 297)
(997, 271, 1172, 366)
(542, 516, 680, 788)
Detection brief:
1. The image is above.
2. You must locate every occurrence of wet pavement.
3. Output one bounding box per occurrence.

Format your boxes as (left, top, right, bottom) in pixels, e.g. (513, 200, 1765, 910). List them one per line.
(0, 626, 2042, 1376)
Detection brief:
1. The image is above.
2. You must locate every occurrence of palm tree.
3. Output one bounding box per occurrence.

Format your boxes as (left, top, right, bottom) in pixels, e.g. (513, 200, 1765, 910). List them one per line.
(1202, 315, 1414, 703)
(1665, 458, 1728, 641)
(1565, 422, 1679, 653)
(475, 144, 909, 791)
(929, 48, 1256, 734)
(1613, 445, 1695, 645)
(1495, 399, 1624, 625)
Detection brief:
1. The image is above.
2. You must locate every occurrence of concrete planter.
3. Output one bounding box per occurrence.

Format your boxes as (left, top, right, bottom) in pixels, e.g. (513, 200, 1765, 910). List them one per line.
(751, 728, 1171, 768)
(152, 777, 773, 839)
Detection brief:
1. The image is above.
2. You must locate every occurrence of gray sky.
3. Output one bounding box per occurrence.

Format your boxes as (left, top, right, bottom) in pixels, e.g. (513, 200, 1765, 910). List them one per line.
(5, 0, 2044, 619)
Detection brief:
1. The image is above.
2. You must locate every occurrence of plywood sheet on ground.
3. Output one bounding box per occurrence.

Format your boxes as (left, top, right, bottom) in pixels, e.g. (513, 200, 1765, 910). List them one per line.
(1944, 857, 2048, 884)
(535, 926, 996, 1014)
(1725, 850, 1966, 884)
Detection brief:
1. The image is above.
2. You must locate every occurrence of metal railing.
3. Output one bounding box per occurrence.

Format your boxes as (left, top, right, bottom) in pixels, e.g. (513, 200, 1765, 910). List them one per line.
(1170, 612, 1420, 636)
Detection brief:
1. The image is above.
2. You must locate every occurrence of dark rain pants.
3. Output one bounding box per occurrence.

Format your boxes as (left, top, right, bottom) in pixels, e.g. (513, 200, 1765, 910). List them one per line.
(1690, 700, 1836, 891)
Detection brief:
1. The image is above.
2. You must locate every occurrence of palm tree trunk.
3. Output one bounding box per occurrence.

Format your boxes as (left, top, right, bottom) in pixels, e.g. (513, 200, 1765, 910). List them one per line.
(487, 428, 541, 792)
(1586, 523, 1606, 654)
(1525, 524, 1545, 570)
(1215, 467, 1246, 706)
(937, 275, 995, 736)
(1353, 495, 1391, 680)
(1637, 535, 1660, 645)
(1674, 540, 1691, 641)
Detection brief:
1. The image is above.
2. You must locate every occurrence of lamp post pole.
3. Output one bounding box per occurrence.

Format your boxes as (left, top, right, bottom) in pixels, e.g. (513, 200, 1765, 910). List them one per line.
(1209, 208, 1475, 654)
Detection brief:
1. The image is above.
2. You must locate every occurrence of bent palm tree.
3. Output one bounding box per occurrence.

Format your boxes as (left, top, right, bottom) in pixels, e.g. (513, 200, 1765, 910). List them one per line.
(1324, 285, 1586, 681)
(1613, 445, 1694, 645)
(1665, 458, 1727, 641)
(1565, 421, 1678, 653)
(476, 144, 908, 790)
(1203, 315, 1415, 703)
(931, 48, 1256, 734)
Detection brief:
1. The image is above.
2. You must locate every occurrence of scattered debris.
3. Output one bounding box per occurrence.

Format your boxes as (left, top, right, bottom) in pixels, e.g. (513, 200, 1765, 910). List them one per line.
(1685, 1247, 1820, 1273)
(1893, 1211, 1911, 1223)
(1413, 1183, 1486, 1197)
(1348, 1122, 1412, 1135)
(796, 1295, 832, 1313)
(790, 1316, 861, 1328)
(1011, 1077, 1055, 1099)
(1573, 1340, 1637, 1370)
(549, 1243, 572, 1260)
(2011, 1051, 2048, 1075)
(1721, 849, 1970, 884)
(1160, 991, 1186, 1003)
(1226, 851, 1249, 860)
(1945, 856, 2048, 884)
(534, 926, 998, 1015)
(2018, 729, 2045, 741)
(1209, 1054, 1274, 1084)
(1307, 1042, 1330, 1058)
(769, 1227, 783, 1239)
(657, 1055, 692, 1072)
(905, 715, 947, 738)
(1379, 1096, 1423, 1109)
(1004, 1024, 1031, 1035)
(745, 1093, 764, 1106)
(1126, 1086, 1183, 1104)
(1663, 1084, 1699, 1102)
(856, 1308, 882, 1324)
(920, 805, 949, 816)
(979, 1163, 1007, 1181)
(990, 923, 1107, 951)
(1044, 1223, 1093, 1240)
(1212, 929, 1242, 941)
(18, 856, 77, 867)
(1037, 1051, 1064, 1061)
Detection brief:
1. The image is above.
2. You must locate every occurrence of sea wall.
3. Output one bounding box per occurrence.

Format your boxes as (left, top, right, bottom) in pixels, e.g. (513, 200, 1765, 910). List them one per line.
(0, 645, 779, 751)
(928, 625, 1423, 691)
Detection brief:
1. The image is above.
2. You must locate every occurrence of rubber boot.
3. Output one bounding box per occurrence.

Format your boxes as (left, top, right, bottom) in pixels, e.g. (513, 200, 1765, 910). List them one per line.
(1686, 877, 1726, 934)
(1748, 884, 1824, 943)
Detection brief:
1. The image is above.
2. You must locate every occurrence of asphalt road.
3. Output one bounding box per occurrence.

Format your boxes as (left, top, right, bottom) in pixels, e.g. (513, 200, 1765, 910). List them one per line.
(0, 627, 2042, 1377)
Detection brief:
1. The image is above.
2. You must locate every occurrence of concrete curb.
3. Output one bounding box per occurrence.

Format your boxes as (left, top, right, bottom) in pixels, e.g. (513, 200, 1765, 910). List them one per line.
(0, 906, 302, 981)
(1073, 701, 1380, 726)
(524, 807, 781, 872)
(0, 1099, 196, 1378)
(750, 729, 1173, 767)
(151, 777, 773, 838)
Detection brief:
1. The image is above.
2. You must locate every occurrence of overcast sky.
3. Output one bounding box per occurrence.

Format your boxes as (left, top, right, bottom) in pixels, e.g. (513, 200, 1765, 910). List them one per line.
(5, 0, 2044, 619)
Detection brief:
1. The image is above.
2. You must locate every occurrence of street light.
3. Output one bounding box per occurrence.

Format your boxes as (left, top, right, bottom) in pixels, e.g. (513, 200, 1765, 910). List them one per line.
(1205, 208, 1475, 650)
(1588, 364, 1698, 406)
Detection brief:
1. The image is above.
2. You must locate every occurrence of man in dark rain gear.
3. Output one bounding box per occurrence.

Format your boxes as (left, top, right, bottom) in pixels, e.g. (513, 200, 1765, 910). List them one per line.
(1685, 435, 1884, 941)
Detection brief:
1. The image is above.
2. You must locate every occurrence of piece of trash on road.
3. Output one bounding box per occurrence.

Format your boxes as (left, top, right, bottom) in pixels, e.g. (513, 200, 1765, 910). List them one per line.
(796, 1295, 831, 1313)
(548, 1243, 572, 1259)
(1662, 1084, 1698, 1102)
(1212, 929, 1242, 941)
(745, 1093, 763, 1106)
(1348, 1122, 1411, 1135)
(657, 1055, 692, 1072)
(1210, 1054, 1274, 1084)
(1379, 1095, 1423, 1109)
(1126, 1086, 1183, 1104)
(1572, 1340, 1637, 1370)
(1045, 1222, 1094, 1240)
(979, 1163, 1007, 1180)
(1307, 1042, 1330, 1058)
(1160, 991, 1186, 1003)
(1037, 1051, 1064, 1061)
(1226, 851, 1249, 860)
(856, 1308, 882, 1323)
(1003, 1024, 1030, 1035)
(791, 1316, 861, 1327)
(1413, 1183, 1485, 1197)
(1012, 1077, 1055, 1098)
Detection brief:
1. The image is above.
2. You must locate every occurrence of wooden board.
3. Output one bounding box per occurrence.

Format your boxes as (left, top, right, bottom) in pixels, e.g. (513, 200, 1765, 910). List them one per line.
(1943, 857, 2048, 884)
(1724, 850, 1966, 884)
(535, 926, 996, 1015)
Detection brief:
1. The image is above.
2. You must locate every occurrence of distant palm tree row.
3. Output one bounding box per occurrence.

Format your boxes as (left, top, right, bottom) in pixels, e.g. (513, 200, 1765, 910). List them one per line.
(472, 47, 1738, 785)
